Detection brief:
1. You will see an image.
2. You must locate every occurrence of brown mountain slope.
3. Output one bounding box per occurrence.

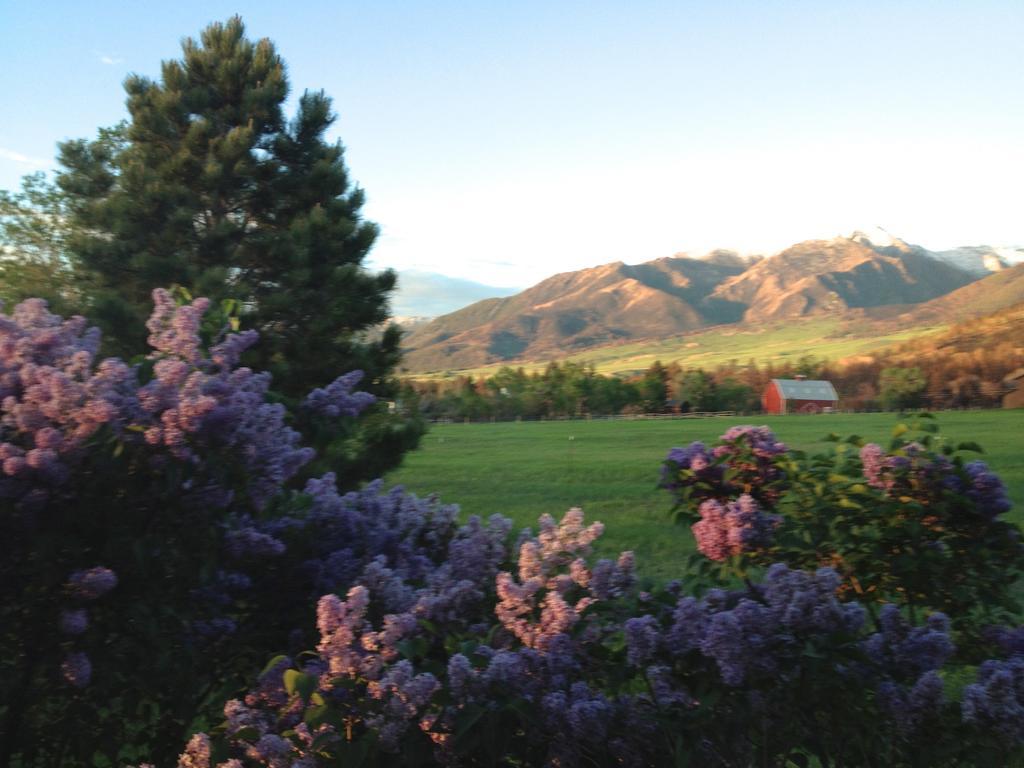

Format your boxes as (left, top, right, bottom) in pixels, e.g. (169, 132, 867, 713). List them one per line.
(894, 262, 1024, 325)
(709, 236, 978, 322)
(401, 235, 984, 374)
(402, 257, 746, 371)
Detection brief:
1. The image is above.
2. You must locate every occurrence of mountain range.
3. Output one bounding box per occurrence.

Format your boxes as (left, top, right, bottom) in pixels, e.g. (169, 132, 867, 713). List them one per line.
(400, 233, 1024, 374)
(389, 270, 518, 321)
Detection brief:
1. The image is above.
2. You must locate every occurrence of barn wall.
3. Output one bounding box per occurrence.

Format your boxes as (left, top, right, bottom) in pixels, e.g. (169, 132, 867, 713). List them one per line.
(762, 384, 784, 414)
(785, 398, 838, 414)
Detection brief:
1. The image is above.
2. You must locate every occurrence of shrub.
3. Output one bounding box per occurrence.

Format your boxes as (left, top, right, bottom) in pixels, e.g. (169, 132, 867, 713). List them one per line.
(0, 292, 390, 766)
(661, 419, 1022, 639)
(5, 293, 1023, 766)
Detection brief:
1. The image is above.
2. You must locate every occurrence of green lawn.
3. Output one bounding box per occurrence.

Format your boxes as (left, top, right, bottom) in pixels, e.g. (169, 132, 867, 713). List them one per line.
(385, 411, 1024, 581)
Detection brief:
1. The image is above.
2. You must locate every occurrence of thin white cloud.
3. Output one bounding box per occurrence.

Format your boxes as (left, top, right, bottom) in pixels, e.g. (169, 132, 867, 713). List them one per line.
(0, 147, 50, 169)
(95, 52, 123, 65)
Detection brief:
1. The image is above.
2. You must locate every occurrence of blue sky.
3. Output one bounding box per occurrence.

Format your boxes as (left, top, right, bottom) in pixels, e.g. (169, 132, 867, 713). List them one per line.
(2, 1, 1022, 286)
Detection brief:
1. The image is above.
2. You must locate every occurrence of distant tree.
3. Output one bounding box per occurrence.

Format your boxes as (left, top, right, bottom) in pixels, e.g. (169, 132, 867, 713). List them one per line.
(715, 377, 757, 412)
(638, 361, 670, 413)
(0, 172, 84, 314)
(878, 366, 928, 410)
(674, 369, 718, 412)
(793, 354, 823, 378)
(587, 373, 639, 415)
(54, 17, 422, 481)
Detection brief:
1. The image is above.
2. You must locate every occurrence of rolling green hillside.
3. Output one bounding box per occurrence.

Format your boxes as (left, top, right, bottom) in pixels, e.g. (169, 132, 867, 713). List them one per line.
(403, 315, 948, 379)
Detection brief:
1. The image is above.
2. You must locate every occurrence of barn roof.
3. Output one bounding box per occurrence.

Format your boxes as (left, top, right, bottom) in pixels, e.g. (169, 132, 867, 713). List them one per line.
(770, 379, 838, 401)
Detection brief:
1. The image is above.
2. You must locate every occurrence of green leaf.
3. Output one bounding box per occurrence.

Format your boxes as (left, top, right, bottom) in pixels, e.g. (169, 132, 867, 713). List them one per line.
(283, 669, 317, 703)
(259, 654, 289, 678)
(303, 703, 329, 728)
(956, 441, 985, 454)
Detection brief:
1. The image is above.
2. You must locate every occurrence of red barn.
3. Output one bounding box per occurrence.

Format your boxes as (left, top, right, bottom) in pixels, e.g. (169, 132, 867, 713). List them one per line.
(762, 378, 838, 414)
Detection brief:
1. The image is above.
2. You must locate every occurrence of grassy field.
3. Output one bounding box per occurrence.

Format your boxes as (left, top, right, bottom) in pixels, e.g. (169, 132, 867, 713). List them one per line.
(408, 317, 948, 379)
(385, 411, 1024, 581)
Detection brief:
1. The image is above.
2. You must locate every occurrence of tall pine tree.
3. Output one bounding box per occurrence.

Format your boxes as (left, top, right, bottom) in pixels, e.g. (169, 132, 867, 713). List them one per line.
(57, 17, 421, 481)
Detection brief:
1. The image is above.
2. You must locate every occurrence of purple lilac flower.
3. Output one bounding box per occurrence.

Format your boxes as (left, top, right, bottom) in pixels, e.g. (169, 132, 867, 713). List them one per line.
(145, 289, 209, 365)
(367, 660, 440, 751)
(624, 615, 661, 667)
(68, 566, 118, 600)
(245, 734, 292, 766)
(667, 596, 708, 656)
(446, 514, 513, 582)
(985, 625, 1024, 657)
(304, 370, 377, 419)
(209, 329, 259, 369)
(962, 656, 1024, 744)
(863, 605, 954, 678)
(718, 425, 787, 453)
(660, 441, 722, 492)
(446, 654, 475, 698)
(225, 527, 286, 559)
(245, 656, 292, 709)
(963, 460, 1013, 519)
(646, 665, 694, 708)
(61, 651, 92, 687)
(877, 670, 945, 733)
(763, 564, 865, 635)
(698, 566, 863, 686)
(59, 609, 88, 635)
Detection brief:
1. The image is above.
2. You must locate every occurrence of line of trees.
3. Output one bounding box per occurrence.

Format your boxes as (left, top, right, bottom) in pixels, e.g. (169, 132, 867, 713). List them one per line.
(405, 311, 1024, 420)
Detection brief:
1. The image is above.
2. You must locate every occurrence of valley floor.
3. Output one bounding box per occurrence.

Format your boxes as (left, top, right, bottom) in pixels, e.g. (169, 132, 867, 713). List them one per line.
(386, 410, 1024, 581)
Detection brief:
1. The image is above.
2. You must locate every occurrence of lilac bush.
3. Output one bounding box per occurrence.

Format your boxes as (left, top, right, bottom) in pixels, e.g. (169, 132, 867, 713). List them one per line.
(0, 292, 381, 767)
(664, 420, 1022, 634)
(661, 425, 789, 527)
(162, 503, 1024, 768)
(7, 293, 1024, 766)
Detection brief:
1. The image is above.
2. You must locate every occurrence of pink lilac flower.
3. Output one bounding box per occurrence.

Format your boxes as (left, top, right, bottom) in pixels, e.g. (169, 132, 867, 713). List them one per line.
(692, 494, 780, 561)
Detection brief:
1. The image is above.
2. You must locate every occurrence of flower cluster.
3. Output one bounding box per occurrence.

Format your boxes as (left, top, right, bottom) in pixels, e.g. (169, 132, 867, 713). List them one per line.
(1, 300, 133, 508)
(495, 508, 630, 650)
(659, 441, 720, 494)
(661, 425, 788, 510)
(713, 425, 789, 499)
(962, 460, 1013, 520)
(962, 655, 1024, 744)
(0, 292, 336, 514)
(861, 442, 1013, 523)
(664, 565, 866, 686)
(864, 605, 955, 733)
(58, 566, 118, 687)
(690, 494, 781, 561)
(304, 369, 377, 419)
(2, 293, 385, 704)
